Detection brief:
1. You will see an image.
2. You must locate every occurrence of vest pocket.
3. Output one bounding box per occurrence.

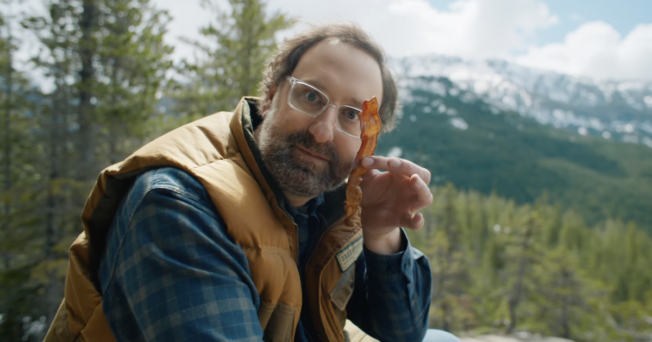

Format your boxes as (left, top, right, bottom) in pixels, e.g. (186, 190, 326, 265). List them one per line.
(258, 301, 295, 342)
(330, 264, 356, 328)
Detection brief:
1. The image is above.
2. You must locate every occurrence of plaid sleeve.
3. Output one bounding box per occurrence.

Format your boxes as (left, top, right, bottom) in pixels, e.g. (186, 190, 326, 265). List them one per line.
(346, 229, 432, 342)
(99, 168, 264, 342)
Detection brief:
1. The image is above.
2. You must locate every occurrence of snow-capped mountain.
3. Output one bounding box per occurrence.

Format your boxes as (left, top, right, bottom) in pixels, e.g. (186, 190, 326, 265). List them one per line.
(392, 55, 652, 147)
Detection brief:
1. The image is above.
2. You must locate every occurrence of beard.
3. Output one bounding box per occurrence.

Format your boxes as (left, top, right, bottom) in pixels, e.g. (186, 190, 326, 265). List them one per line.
(257, 110, 354, 198)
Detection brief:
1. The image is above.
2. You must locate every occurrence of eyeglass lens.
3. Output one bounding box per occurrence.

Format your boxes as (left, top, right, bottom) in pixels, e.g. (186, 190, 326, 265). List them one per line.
(289, 82, 362, 138)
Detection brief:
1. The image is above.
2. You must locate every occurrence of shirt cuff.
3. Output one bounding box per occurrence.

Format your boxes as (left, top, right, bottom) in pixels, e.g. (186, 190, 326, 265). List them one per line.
(364, 228, 415, 282)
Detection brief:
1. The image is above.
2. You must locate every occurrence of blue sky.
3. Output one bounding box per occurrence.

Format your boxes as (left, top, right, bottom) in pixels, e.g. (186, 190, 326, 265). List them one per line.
(542, 0, 651, 42)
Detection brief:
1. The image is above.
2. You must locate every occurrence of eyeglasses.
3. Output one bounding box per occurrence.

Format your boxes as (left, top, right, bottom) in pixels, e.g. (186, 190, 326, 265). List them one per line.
(285, 76, 362, 139)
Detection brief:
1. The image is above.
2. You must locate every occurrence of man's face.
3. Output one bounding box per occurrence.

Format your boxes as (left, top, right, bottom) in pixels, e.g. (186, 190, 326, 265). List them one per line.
(256, 39, 384, 199)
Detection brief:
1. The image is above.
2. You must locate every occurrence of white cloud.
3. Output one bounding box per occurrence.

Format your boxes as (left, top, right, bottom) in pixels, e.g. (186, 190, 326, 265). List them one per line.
(515, 22, 652, 80)
(16, 0, 652, 82)
(270, 0, 558, 58)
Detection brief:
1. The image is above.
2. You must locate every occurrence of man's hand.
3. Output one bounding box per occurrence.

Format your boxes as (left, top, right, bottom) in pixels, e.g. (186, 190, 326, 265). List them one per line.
(358, 156, 433, 255)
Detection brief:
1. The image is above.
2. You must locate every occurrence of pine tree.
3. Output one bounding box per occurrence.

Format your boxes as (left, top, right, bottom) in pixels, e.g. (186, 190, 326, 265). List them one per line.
(21, 0, 173, 334)
(425, 184, 473, 331)
(532, 246, 608, 341)
(0, 2, 46, 340)
(24, 0, 88, 329)
(93, 0, 173, 163)
(504, 212, 540, 334)
(168, 0, 293, 120)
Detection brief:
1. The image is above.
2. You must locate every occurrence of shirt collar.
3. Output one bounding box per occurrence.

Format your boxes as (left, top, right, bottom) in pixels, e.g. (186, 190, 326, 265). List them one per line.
(285, 194, 325, 219)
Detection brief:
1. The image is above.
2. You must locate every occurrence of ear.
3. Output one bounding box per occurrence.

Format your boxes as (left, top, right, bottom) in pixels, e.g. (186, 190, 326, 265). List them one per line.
(260, 84, 279, 118)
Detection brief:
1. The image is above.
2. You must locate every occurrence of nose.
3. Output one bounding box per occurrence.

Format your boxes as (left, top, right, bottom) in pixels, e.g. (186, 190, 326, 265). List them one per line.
(308, 105, 337, 143)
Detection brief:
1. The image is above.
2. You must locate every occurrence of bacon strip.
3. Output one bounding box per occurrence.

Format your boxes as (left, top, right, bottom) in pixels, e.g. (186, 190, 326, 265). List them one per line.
(344, 97, 382, 219)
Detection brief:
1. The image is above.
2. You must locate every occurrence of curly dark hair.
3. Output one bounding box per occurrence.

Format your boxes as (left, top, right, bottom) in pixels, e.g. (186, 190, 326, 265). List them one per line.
(258, 23, 399, 133)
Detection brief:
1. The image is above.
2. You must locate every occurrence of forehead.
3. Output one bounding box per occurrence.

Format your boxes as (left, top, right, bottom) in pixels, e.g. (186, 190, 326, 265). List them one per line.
(290, 39, 383, 106)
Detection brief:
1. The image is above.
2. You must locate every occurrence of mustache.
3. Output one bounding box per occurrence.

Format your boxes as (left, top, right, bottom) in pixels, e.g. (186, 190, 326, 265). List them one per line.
(286, 131, 339, 163)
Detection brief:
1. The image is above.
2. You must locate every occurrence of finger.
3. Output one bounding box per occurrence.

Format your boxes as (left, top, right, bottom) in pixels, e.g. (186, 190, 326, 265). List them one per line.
(401, 212, 425, 231)
(362, 156, 431, 184)
(360, 168, 381, 181)
(409, 174, 434, 210)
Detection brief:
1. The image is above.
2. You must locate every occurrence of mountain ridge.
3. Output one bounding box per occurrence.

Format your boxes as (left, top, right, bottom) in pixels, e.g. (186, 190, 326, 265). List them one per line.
(391, 55, 652, 148)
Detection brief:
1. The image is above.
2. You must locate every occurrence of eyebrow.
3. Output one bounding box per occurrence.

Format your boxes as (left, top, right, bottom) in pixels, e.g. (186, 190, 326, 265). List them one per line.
(301, 78, 366, 109)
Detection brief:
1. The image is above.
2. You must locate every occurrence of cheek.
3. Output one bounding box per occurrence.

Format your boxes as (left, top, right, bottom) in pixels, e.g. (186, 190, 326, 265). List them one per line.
(337, 141, 361, 166)
(262, 110, 297, 139)
(273, 108, 314, 133)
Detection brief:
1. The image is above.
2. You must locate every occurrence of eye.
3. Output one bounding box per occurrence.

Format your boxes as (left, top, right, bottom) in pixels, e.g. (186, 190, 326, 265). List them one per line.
(344, 110, 359, 121)
(305, 91, 318, 102)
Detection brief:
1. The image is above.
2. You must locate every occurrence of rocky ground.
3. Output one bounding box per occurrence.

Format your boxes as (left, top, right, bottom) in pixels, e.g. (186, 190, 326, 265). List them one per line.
(459, 333, 574, 342)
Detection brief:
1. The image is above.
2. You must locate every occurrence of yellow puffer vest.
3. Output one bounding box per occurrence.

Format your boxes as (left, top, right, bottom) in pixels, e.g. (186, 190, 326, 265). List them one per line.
(44, 98, 365, 342)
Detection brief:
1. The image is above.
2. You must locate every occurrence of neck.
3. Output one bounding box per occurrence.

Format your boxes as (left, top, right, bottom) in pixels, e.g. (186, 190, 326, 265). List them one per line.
(284, 192, 313, 208)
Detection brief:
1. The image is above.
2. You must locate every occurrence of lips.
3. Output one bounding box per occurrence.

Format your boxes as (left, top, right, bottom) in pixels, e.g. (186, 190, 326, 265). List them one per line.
(296, 145, 330, 162)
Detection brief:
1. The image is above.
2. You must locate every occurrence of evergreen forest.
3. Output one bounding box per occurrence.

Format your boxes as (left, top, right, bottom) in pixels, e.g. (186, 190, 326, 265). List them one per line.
(0, 0, 650, 341)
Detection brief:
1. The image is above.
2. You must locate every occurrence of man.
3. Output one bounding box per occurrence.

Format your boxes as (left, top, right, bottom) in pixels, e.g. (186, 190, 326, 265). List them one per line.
(45, 24, 460, 342)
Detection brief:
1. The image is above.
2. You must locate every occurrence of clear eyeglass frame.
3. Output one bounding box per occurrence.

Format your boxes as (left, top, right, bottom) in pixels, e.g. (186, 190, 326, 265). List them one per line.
(285, 76, 362, 139)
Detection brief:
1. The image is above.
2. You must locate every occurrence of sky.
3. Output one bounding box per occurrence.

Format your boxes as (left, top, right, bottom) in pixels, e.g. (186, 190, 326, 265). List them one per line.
(9, 0, 652, 81)
(156, 0, 652, 81)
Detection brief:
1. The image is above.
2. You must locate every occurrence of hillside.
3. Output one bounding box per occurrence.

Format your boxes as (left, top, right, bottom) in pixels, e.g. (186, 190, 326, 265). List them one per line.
(378, 76, 652, 229)
(407, 182, 652, 341)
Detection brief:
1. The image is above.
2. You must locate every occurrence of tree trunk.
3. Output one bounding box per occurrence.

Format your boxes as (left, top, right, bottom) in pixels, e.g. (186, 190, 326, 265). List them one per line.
(560, 269, 571, 339)
(78, 0, 97, 180)
(2, 8, 13, 270)
(241, 1, 254, 97)
(561, 298, 570, 339)
(506, 218, 534, 334)
(44, 77, 64, 329)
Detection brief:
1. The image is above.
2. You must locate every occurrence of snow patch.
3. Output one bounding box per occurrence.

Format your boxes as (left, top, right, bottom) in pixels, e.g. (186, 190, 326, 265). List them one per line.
(450, 117, 469, 130)
(623, 135, 639, 144)
(386, 147, 403, 158)
(645, 95, 652, 109)
(643, 137, 652, 149)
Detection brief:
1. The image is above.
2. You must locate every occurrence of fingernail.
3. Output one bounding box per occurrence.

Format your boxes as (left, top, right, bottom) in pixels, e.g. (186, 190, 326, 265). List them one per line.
(362, 157, 373, 167)
(389, 159, 401, 168)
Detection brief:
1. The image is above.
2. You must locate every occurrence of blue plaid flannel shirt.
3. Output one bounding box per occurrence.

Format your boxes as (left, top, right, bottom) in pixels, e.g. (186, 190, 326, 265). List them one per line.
(99, 167, 432, 341)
